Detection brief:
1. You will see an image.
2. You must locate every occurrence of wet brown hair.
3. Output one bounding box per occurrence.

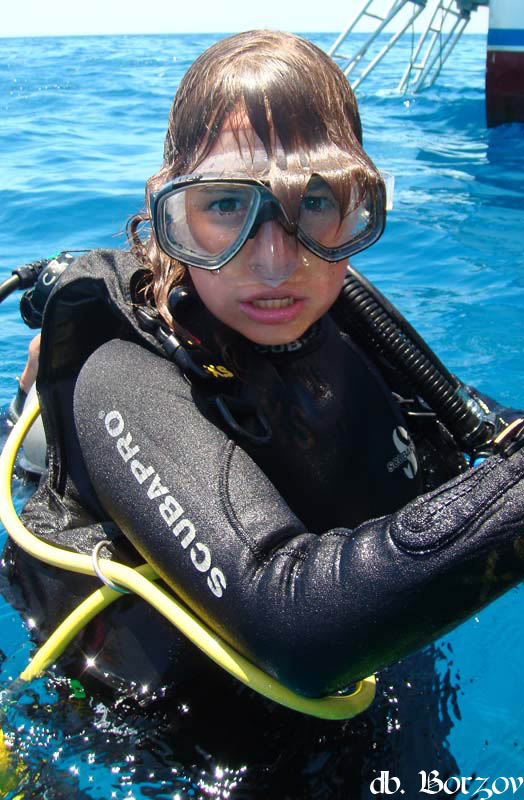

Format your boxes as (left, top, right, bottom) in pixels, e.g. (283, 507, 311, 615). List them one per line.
(128, 29, 383, 323)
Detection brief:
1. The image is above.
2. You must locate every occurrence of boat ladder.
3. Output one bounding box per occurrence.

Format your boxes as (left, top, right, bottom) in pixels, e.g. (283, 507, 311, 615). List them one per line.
(328, 0, 489, 93)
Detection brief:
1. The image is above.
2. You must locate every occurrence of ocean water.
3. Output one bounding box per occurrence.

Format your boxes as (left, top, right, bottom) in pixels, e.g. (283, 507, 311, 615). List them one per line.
(0, 30, 524, 800)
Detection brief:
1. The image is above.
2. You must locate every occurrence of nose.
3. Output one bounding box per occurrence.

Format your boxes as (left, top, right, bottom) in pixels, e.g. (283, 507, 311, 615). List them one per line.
(248, 219, 299, 288)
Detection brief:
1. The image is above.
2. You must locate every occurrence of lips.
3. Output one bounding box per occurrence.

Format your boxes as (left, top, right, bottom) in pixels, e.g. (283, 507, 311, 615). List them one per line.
(239, 293, 305, 324)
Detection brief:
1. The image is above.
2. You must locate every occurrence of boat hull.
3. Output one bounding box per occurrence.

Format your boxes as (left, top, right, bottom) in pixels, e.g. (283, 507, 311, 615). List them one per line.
(486, 2, 524, 127)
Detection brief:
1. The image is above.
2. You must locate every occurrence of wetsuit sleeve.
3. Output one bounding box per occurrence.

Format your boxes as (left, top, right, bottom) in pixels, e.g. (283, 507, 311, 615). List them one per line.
(74, 339, 524, 698)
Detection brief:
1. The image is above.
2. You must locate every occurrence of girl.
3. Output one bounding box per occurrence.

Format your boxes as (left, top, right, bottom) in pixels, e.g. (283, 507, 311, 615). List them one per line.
(5, 28, 524, 794)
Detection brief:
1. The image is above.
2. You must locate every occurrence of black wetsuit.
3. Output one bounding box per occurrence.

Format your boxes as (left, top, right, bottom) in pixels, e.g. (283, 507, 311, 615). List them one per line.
(6, 248, 524, 797)
(5, 248, 524, 702)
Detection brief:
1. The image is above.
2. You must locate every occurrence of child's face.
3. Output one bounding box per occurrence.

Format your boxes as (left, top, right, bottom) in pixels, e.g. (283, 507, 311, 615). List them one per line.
(188, 120, 348, 346)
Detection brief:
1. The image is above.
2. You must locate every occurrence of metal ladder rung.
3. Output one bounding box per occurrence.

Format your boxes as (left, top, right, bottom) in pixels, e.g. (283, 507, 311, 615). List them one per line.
(364, 11, 388, 20)
(328, 0, 477, 94)
(427, 18, 461, 33)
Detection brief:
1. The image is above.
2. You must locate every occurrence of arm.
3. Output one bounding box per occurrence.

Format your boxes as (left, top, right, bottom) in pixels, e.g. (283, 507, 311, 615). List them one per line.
(8, 334, 41, 423)
(20, 333, 41, 394)
(74, 339, 524, 697)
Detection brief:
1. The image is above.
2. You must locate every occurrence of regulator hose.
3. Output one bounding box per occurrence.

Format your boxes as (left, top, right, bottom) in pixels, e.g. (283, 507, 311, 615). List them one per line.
(332, 265, 493, 453)
(0, 275, 21, 303)
(0, 251, 86, 316)
(0, 256, 59, 305)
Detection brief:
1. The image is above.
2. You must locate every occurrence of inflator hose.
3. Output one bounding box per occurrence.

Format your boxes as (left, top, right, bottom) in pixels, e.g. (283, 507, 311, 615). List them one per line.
(332, 266, 493, 453)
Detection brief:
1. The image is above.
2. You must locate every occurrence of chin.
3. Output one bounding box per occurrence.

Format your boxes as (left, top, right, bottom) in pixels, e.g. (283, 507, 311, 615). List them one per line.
(241, 322, 311, 346)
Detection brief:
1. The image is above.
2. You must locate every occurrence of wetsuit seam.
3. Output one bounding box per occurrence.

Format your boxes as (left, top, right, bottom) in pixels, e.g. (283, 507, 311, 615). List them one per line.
(390, 457, 523, 554)
(419, 457, 503, 519)
(265, 548, 308, 563)
(218, 440, 264, 561)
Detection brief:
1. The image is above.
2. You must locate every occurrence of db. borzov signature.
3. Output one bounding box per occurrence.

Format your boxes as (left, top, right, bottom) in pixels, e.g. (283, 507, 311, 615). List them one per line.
(370, 770, 524, 799)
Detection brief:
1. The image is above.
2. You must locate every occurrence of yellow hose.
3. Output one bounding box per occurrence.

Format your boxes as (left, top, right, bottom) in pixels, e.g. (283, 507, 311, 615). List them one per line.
(0, 394, 375, 719)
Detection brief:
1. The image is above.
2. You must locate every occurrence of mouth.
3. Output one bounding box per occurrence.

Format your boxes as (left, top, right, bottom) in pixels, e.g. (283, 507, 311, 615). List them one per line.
(239, 294, 304, 324)
(250, 297, 295, 309)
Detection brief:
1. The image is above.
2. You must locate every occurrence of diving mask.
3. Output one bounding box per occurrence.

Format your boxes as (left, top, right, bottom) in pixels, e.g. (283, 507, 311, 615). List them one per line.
(150, 174, 387, 274)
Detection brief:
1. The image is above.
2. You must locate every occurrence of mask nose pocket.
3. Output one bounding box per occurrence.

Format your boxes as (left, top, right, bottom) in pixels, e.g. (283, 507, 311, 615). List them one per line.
(247, 203, 300, 287)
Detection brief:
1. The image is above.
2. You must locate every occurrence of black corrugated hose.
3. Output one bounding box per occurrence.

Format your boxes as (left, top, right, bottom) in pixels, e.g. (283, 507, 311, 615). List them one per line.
(332, 265, 493, 454)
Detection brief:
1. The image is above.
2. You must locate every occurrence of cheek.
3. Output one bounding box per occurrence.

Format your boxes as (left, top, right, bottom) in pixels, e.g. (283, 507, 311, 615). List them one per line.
(188, 268, 234, 321)
(328, 260, 349, 289)
(310, 259, 348, 309)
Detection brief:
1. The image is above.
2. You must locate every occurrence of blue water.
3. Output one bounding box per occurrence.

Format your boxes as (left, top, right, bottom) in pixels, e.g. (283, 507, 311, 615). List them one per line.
(0, 31, 524, 799)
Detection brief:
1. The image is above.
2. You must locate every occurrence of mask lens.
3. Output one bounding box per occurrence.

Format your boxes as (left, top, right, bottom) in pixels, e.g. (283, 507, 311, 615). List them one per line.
(159, 183, 258, 266)
(298, 178, 377, 255)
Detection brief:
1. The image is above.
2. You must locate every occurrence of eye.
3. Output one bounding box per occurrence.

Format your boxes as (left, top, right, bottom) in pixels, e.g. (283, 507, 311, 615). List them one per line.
(301, 195, 331, 213)
(301, 184, 338, 216)
(208, 196, 245, 214)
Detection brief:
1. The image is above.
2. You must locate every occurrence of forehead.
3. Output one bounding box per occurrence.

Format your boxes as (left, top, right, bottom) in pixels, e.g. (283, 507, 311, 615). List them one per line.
(193, 122, 287, 177)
